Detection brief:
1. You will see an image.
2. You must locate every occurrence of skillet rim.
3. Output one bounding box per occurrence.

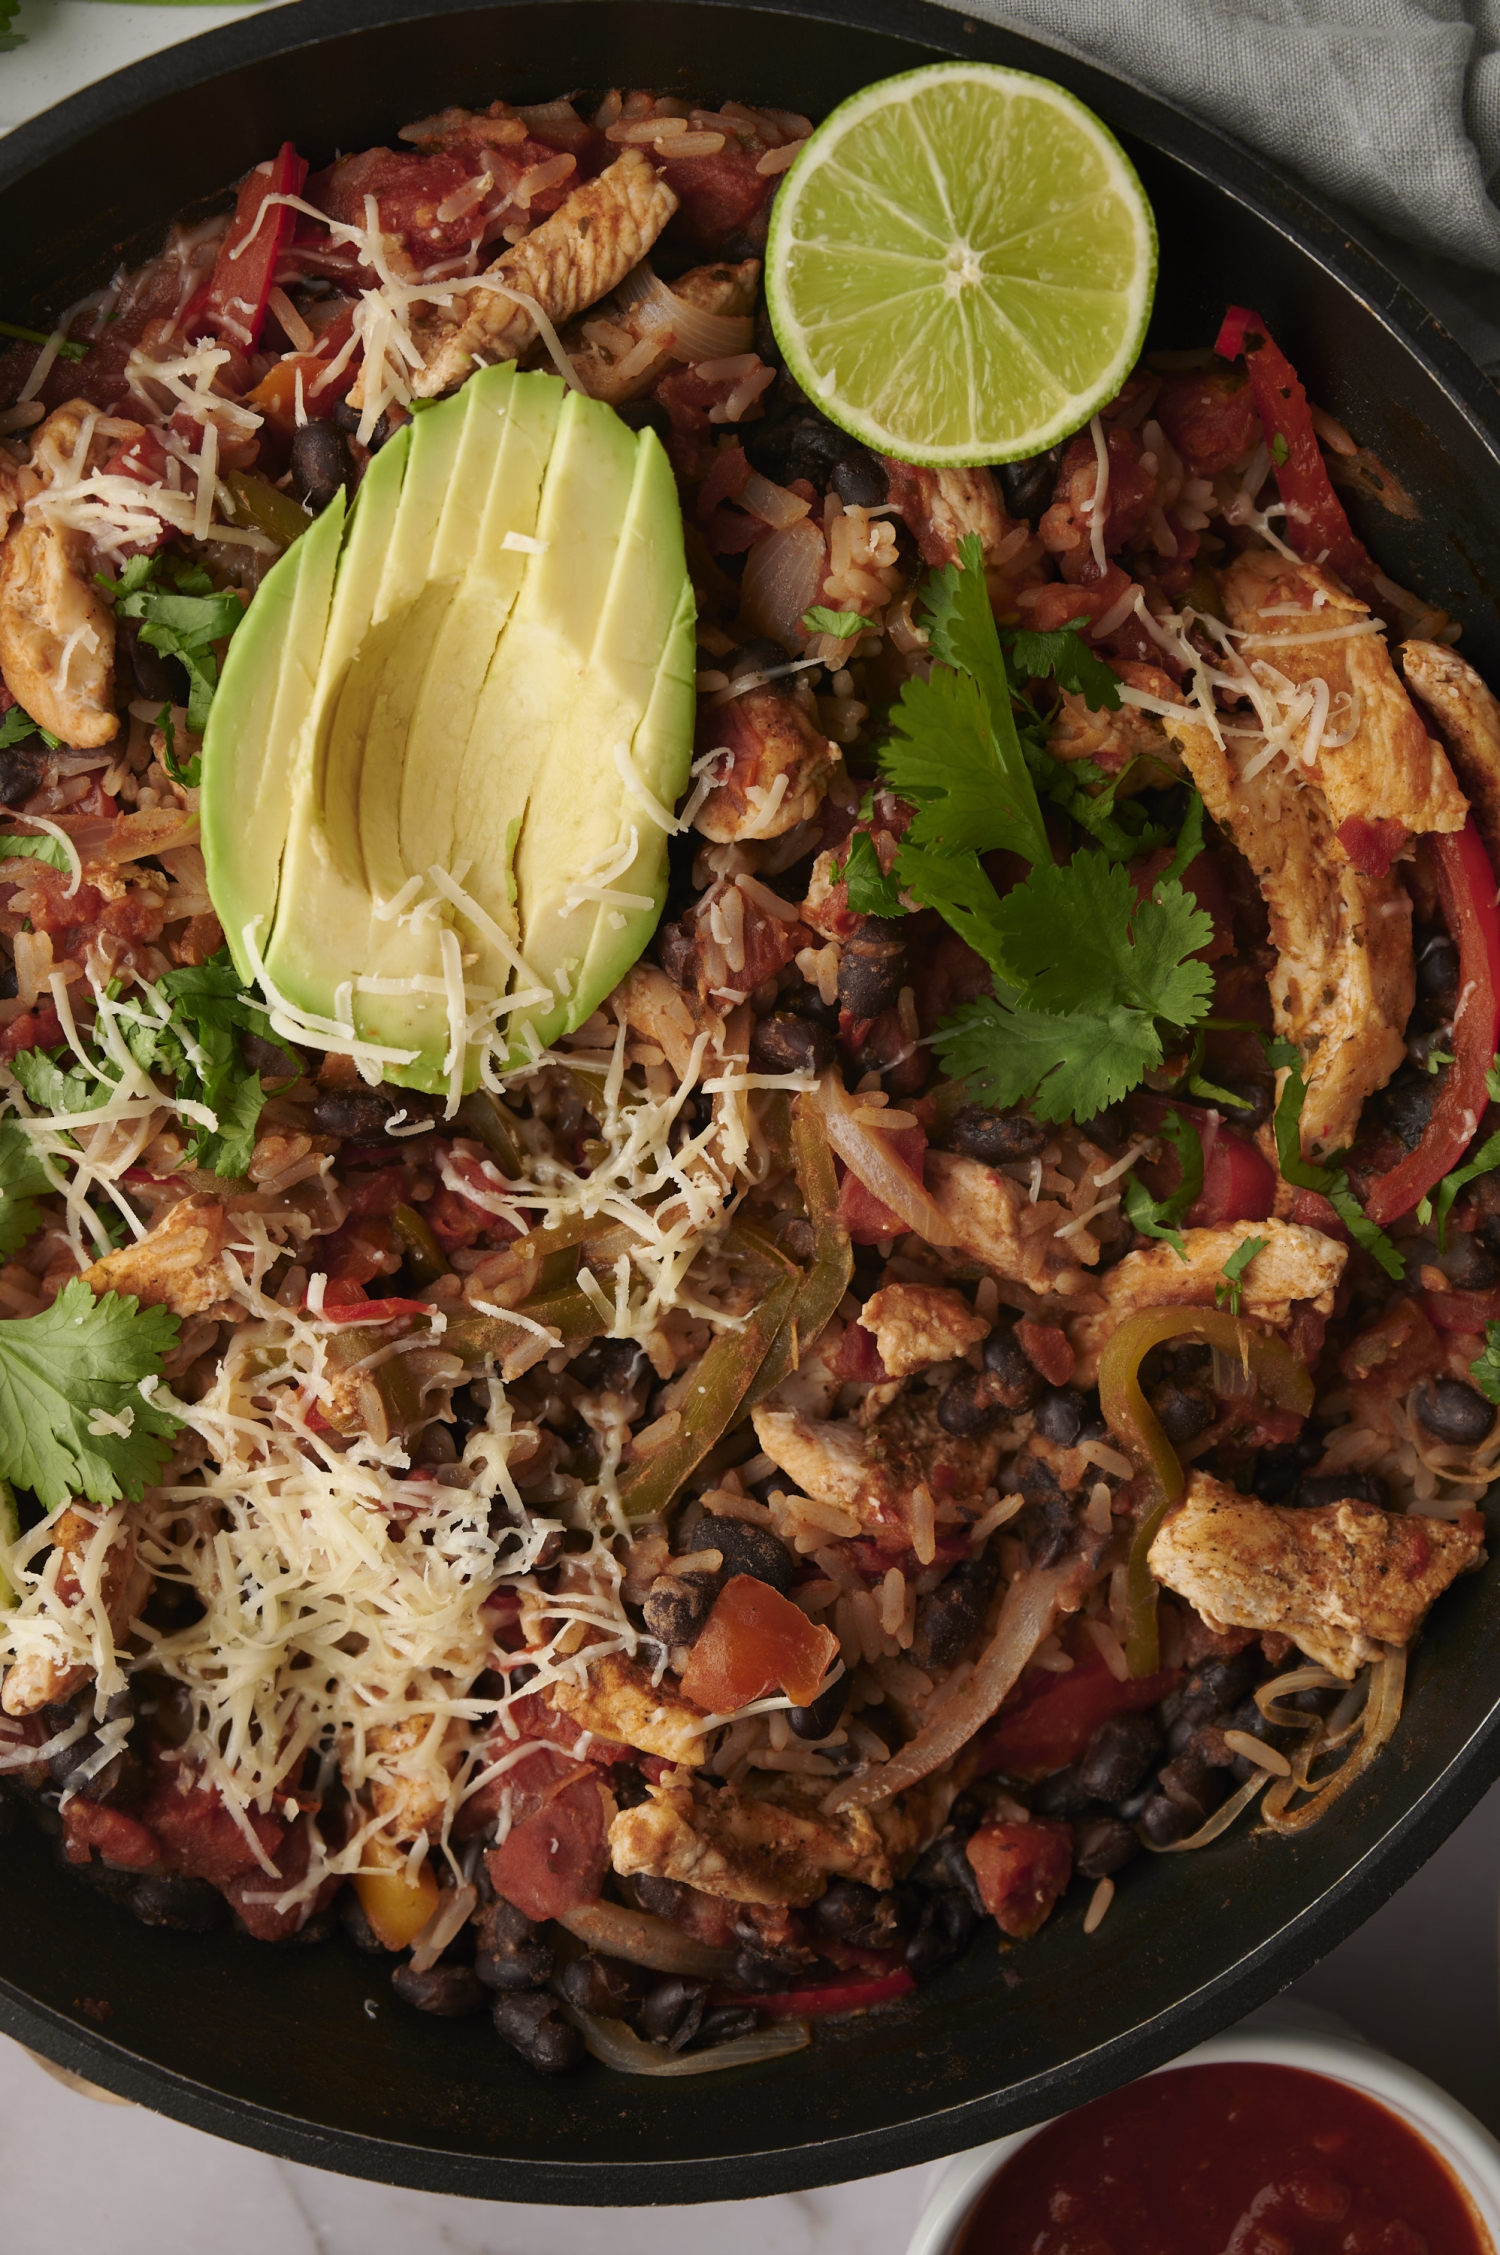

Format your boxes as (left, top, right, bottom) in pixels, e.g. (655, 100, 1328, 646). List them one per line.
(2, 0, 1500, 2202)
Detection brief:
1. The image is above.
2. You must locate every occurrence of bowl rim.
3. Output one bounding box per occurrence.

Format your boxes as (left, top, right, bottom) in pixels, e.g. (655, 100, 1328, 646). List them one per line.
(905, 2024, 1500, 2255)
(3, 0, 1500, 2203)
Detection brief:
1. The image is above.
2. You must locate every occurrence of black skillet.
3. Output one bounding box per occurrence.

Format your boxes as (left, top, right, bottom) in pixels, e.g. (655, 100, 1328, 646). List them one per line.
(2, 0, 1499, 2205)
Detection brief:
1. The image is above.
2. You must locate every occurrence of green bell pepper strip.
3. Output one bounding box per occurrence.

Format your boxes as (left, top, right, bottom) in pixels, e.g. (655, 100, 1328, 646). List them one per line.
(747, 1098, 853, 1413)
(1099, 1305, 1314, 1676)
(391, 1203, 450, 1287)
(455, 1090, 526, 1180)
(222, 470, 313, 551)
(0, 1477, 17, 1611)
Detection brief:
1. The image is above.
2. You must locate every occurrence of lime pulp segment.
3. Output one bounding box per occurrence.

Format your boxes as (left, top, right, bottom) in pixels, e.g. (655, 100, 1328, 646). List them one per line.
(766, 62, 1158, 467)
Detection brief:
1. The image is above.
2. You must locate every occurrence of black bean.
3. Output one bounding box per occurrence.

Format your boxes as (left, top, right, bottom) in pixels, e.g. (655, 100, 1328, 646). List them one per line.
(693, 2005, 761, 2048)
(570, 1338, 649, 1396)
(904, 1888, 977, 1981)
(911, 1551, 1003, 1671)
(1148, 1383, 1215, 1447)
(1157, 1752, 1228, 1825)
(743, 405, 862, 489)
(1414, 1376, 1495, 1445)
(392, 1962, 485, 2016)
(1253, 1429, 1325, 1503)
(730, 1946, 799, 1991)
(1294, 1470, 1390, 1511)
(1192, 1650, 1257, 1713)
(978, 1324, 1036, 1398)
(641, 1974, 709, 2051)
(944, 1105, 1047, 1164)
(473, 1897, 554, 1991)
(1377, 1068, 1440, 1153)
(620, 1872, 688, 1921)
(311, 1085, 436, 1140)
(642, 1572, 716, 1649)
(118, 615, 188, 706)
(0, 964, 15, 1002)
(781, 974, 841, 1031)
(340, 1885, 387, 1953)
(786, 1676, 847, 1741)
(290, 418, 354, 513)
(131, 1872, 226, 1933)
(997, 446, 1062, 525)
(1417, 931, 1460, 1002)
(1209, 1079, 1273, 1131)
(1034, 1387, 1087, 1445)
(837, 917, 908, 1019)
(811, 1879, 903, 1949)
(557, 1952, 646, 2018)
(727, 636, 789, 679)
(937, 1367, 1009, 1437)
(1073, 1813, 1140, 1879)
(911, 1830, 986, 1917)
(830, 453, 889, 508)
(677, 1506, 794, 1595)
(241, 1030, 304, 1080)
(1139, 1792, 1202, 1847)
(1442, 1230, 1499, 1291)
(1014, 1488, 1077, 1571)
(1077, 1712, 1163, 1804)
(750, 1012, 836, 1076)
(332, 397, 404, 453)
(0, 742, 48, 808)
(493, 1989, 584, 2074)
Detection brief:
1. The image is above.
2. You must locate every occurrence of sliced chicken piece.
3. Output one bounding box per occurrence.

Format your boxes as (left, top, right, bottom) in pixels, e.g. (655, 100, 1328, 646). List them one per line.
(1069, 1220, 1346, 1386)
(547, 1652, 709, 1769)
(860, 1283, 988, 1379)
(753, 1391, 1003, 1548)
(363, 1712, 454, 1843)
(0, 405, 117, 748)
(694, 681, 842, 842)
(1, 1505, 148, 1716)
(609, 961, 716, 1080)
(408, 148, 679, 398)
(757, 1315, 847, 1420)
(1222, 550, 1465, 842)
(1148, 1470, 1485, 1678)
(1400, 639, 1500, 873)
(82, 1192, 230, 1319)
(925, 1148, 1101, 1292)
(563, 257, 759, 405)
(879, 461, 1013, 567)
(609, 1769, 896, 1905)
(1160, 706, 1412, 1156)
(1047, 661, 1182, 778)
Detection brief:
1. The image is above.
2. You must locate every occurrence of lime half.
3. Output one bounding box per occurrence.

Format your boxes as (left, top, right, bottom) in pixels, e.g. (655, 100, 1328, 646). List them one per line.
(765, 62, 1157, 467)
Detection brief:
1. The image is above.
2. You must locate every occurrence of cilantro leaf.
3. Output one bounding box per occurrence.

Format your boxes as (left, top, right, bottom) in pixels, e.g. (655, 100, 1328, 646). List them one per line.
(991, 857, 1214, 1029)
(0, 1118, 54, 1257)
(1271, 1062, 1405, 1280)
(101, 556, 245, 735)
(1161, 791, 1206, 888)
(802, 606, 872, 639)
(1472, 1321, 1500, 1406)
(0, 1278, 181, 1512)
(0, 834, 69, 871)
(1007, 617, 1122, 711)
(1216, 1233, 1270, 1315)
(1123, 1110, 1204, 1258)
(1421, 1125, 1500, 1249)
(157, 707, 201, 791)
(0, 318, 86, 359)
(834, 829, 905, 919)
(10, 1048, 109, 1117)
(0, 704, 60, 752)
(934, 991, 1175, 1123)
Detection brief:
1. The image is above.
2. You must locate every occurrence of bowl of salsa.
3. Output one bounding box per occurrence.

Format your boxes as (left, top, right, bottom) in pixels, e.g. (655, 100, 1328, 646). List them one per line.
(907, 2022, 1500, 2255)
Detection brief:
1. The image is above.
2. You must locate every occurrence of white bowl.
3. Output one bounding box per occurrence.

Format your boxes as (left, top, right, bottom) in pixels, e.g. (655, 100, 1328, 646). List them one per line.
(905, 2009, 1500, 2255)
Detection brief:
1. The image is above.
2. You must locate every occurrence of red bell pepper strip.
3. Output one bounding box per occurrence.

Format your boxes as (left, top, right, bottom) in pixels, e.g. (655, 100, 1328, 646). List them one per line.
(726, 1968, 917, 2019)
(199, 143, 309, 353)
(1213, 305, 1382, 605)
(314, 1295, 432, 1324)
(1364, 819, 1500, 1226)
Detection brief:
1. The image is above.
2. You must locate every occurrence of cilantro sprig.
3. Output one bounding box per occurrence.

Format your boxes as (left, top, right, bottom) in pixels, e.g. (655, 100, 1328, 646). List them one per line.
(0, 704, 61, 753)
(99, 554, 245, 736)
(0, 1279, 181, 1512)
(802, 606, 872, 640)
(1415, 1057, 1500, 1247)
(856, 538, 1214, 1122)
(1269, 1040, 1405, 1279)
(1216, 1234, 1269, 1315)
(0, 1119, 55, 1256)
(1123, 1111, 1204, 1259)
(1471, 1321, 1500, 1406)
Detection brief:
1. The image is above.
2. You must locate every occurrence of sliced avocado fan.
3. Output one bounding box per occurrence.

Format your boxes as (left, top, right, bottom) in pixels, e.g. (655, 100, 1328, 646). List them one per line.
(201, 365, 697, 1096)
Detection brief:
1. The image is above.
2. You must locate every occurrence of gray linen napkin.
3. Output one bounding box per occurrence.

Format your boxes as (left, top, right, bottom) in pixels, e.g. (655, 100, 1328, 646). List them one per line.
(929, 0, 1500, 371)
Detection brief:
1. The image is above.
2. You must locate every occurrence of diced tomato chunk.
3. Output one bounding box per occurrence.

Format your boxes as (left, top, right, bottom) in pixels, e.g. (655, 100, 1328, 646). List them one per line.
(222, 1815, 343, 1939)
(62, 1800, 162, 1870)
(680, 1574, 840, 1711)
(142, 1764, 286, 1886)
(0, 1002, 63, 1065)
(484, 1764, 614, 1921)
(1015, 1320, 1075, 1387)
(1154, 365, 1260, 478)
(974, 1642, 1180, 1782)
(966, 1818, 1073, 1938)
(835, 1123, 929, 1245)
(833, 1321, 887, 1383)
(659, 145, 775, 251)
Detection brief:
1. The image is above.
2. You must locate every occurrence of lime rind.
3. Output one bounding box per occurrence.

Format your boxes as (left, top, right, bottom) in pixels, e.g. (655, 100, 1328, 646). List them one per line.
(765, 60, 1158, 468)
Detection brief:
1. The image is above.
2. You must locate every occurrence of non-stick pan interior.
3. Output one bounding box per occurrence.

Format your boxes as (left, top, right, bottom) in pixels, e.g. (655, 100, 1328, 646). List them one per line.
(2, 0, 1499, 2203)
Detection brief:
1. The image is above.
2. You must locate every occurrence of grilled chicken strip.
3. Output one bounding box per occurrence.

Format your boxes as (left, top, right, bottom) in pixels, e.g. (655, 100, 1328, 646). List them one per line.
(752, 1391, 1003, 1549)
(925, 1148, 1104, 1292)
(0, 405, 118, 747)
(1222, 550, 1465, 842)
(82, 1192, 230, 1319)
(1069, 1221, 1347, 1385)
(1400, 638, 1500, 874)
(1, 1506, 149, 1717)
(859, 1283, 990, 1379)
(610, 1770, 898, 1905)
(547, 1652, 709, 1769)
(1160, 707, 1413, 1157)
(408, 148, 679, 398)
(879, 461, 1014, 567)
(562, 257, 759, 405)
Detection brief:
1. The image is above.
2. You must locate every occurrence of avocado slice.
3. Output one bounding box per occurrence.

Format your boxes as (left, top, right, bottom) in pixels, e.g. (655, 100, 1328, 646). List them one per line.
(202, 365, 694, 1096)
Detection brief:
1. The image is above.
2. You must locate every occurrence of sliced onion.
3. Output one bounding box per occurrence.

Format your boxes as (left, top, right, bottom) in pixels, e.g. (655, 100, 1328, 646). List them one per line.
(408, 1880, 477, 1973)
(1142, 1769, 1267, 1852)
(556, 1898, 737, 1975)
(1259, 1644, 1406, 1835)
(806, 1073, 957, 1249)
(738, 520, 827, 649)
(566, 2000, 811, 2075)
(613, 261, 755, 365)
(831, 1549, 1099, 1809)
(740, 469, 810, 530)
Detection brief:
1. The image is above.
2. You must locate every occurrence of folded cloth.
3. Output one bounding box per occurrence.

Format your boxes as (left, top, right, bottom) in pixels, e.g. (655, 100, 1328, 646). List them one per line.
(932, 0, 1500, 366)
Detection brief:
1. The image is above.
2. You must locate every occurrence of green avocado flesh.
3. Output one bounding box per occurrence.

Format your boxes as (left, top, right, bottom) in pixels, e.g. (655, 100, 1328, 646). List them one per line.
(201, 365, 697, 1094)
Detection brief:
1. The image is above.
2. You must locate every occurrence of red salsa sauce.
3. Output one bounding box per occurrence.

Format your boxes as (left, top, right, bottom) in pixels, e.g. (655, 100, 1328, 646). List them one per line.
(956, 2064, 1491, 2255)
